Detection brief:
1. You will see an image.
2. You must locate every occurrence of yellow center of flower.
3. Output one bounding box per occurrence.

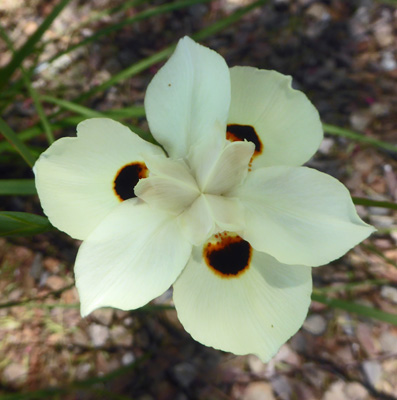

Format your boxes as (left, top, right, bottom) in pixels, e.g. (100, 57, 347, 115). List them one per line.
(203, 232, 252, 278)
(113, 162, 148, 201)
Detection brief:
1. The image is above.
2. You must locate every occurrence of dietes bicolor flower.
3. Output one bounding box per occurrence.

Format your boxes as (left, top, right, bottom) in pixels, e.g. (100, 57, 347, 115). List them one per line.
(34, 37, 374, 361)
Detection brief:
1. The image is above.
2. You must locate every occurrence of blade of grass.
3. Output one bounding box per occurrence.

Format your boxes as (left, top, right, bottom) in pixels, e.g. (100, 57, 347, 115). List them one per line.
(0, 25, 55, 144)
(323, 123, 397, 153)
(361, 242, 397, 269)
(41, 0, 148, 50)
(41, 95, 145, 118)
(0, 179, 37, 196)
(0, 211, 54, 236)
(0, 0, 73, 91)
(48, 0, 212, 65)
(0, 117, 36, 167)
(311, 292, 397, 326)
(314, 279, 389, 293)
(77, 0, 269, 103)
(353, 196, 397, 211)
(1, 0, 268, 151)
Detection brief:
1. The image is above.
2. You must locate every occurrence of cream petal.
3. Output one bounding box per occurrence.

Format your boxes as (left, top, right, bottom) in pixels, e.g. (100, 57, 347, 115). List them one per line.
(75, 199, 192, 316)
(177, 194, 214, 246)
(145, 37, 230, 159)
(228, 67, 323, 168)
(134, 154, 199, 215)
(177, 194, 246, 246)
(173, 244, 312, 361)
(188, 133, 254, 194)
(232, 166, 375, 266)
(34, 118, 163, 240)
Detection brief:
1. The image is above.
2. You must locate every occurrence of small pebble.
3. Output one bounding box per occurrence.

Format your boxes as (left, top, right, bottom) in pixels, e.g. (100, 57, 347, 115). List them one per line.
(303, 314, 327, 335)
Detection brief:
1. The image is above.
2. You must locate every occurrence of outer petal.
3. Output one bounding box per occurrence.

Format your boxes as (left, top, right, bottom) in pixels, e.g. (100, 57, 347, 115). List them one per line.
(228, 67, 323, 168)
(145, 37, 230, 159)
(232, 166, 375, 266)
(173, 246, 312, 361)
(75, 199, 192, 316)
(34, 118, 163, 240)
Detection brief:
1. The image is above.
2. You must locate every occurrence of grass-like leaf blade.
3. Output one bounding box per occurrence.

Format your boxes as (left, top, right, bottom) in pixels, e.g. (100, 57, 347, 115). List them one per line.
(312, 292, 397, 326)
(0, 0, 73, 91)
(0, 211, 53, 236)
(0, 179, 37, 196)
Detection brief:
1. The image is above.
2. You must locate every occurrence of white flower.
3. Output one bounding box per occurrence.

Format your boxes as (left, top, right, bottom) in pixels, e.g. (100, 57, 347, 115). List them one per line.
(34, 37, 374, 361)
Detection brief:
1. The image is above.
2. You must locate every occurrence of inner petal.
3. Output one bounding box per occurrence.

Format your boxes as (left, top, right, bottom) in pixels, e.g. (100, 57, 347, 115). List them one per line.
(134, 155, 200, 215)
(113, 162, 148, 201)
(203, 232, 252, 278)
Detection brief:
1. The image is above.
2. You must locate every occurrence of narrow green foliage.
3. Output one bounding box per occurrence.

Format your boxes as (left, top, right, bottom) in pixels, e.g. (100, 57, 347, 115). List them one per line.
(48, 0, 212, 65)
(323, 123, 397, 153)
(353, 196, 397, 211)
(312, 292, 397, 326)
(0, 117, 36, 167)
(0, 211, 53, 236)
(0, 25, 55, 145)
(77, 0, 269, 102)
(0, 0, 73, 90)
(0, 179, 37, 196)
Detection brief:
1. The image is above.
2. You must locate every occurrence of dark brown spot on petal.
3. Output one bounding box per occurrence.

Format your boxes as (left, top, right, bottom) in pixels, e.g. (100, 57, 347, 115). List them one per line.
(113, 162, 148, 201)
(203, 232, 252, 278)
(226, 124, 263, 159)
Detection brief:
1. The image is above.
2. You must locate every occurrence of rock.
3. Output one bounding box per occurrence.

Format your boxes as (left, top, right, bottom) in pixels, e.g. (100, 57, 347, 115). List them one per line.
(88, 323, 110, 347)
(318, 138, 335, 155)
(323, 381, 346, 400)
(274, 344, 300, 367)
(171, 362, 197, 388)
(122, 352, 136, 366)
(271, 375, 292, 400)
(362, 360, 382, 387)
(350, 110, 372, 132)
(379, 331, 397, 353)
(248, 355, 267, 376)
(381, 286, 397, 304)
(357, 323, 378, 356)
(289, 331, 307, 353)
(303, 314, 327, 335)
(344, 382, 369, 400)
(380, 51, 397, 72)
(243, 381, 276, 400)
(91, 309, 114, 326)
(2, 363, 28, 386)
(45, 275, 65, 291)
(110, 325, 133, 346)
(75, 363, 91, 379)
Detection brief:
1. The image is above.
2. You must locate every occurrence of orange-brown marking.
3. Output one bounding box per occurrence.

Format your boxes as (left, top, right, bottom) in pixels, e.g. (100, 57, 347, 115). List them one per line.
(113, 162, 148, 201)
(203, 233, 252, 278)
(226, 124, 263, 161)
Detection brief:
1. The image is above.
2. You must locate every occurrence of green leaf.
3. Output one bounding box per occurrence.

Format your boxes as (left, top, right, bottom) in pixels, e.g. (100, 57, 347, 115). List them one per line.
(312, 292, 397, 326)
(0, 117, 37, 167)
(0, 179, 37, 196)
(0, 25, 55, 144)
(0, 212, 53, 236)
(76, 0, 268, 103)
(323, 123, 397, 153)
(0, 0, 73, 91)
(47, 0, 212, 65)
(352, 196, 397, 211)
